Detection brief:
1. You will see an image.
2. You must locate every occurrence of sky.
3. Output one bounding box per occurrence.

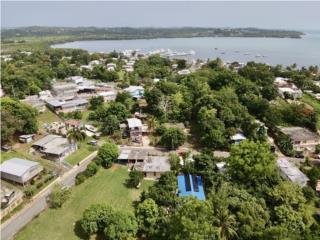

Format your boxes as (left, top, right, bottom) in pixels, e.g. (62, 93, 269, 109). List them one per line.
(2, 1, 320, 30)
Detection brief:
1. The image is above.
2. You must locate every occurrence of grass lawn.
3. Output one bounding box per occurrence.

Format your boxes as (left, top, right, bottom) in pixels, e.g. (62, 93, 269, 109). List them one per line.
(15, 166, 153, 240)
(65, 142, 97, 165)
(302, 93, 320, 129)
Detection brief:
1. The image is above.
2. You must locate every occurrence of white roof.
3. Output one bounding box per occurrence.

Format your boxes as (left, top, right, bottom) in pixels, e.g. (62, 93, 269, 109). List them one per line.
(127, 118, 142, 128)
(0, 158, 40, 177)
(231, 133, 246, 141)
(124, 86, 144, 93)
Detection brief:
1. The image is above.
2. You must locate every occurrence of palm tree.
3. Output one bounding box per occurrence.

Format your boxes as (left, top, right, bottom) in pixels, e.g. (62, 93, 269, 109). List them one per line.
(67, 129, 86, 148)
(216, 208, 237, 240)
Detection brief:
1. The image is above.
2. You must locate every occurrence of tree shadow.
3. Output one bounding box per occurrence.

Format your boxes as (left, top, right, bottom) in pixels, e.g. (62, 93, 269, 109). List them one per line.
(73, 220, 89, 240)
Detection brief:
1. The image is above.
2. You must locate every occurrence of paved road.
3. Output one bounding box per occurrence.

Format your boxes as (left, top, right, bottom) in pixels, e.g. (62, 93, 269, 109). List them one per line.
(1, 151, 97, 240)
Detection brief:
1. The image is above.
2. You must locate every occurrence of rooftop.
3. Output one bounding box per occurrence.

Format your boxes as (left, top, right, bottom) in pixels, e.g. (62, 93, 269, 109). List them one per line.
(177, 174, 205, 200)
(127, 118, 142, 128)
(0, 158, 40, 177)
(280, 127, 320, 142)
(277, 158, 309, 187)
(135, 156, 170, 172)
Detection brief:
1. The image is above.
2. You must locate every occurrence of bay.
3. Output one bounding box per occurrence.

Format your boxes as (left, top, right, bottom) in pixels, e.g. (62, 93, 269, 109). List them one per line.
(52, 32, 320, 67)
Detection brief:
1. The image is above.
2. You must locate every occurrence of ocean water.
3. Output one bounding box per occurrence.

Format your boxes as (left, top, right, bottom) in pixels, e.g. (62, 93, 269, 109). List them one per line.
(52, 32, 320, 67)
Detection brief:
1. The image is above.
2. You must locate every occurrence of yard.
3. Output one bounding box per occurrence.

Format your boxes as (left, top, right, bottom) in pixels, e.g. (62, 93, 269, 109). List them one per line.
(15, 166, 154, 240)
(65, 141, 97, 165)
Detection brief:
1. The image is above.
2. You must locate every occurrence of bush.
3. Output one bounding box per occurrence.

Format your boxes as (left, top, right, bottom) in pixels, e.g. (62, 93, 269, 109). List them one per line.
(49, 184, 71, 209)
(36, 181, 44, 189)
(24, 186, 36, 198)
(85, 162, 99, 177)
(75, 172, 87, 185)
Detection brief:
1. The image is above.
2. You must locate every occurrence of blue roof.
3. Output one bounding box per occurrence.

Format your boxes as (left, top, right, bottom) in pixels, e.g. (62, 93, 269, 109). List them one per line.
(177, 174, 206, 200)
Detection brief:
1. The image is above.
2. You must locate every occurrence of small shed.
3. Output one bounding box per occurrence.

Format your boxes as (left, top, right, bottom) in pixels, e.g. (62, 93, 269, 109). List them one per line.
(19, 134, 35, 143)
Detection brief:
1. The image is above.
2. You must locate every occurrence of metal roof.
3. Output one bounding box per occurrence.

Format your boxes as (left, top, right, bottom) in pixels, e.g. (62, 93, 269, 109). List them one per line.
(277, 158, 309, 187)
(127, 118, 142, 128)
(0, 158, 40, 177)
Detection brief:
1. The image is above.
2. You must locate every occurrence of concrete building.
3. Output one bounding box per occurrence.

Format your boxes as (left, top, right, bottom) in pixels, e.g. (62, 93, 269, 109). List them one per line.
(32, 134, 76, 161)
(277, 158, 309, 187)
(51, 82, 78, 100)
(19, 134, 35, 143)
(0, 158, 43, 185)
(127, 118, 143, 143)
(67, 76, 85, 85)
(46, 98, 88, 113)
(280, 127, 320, 154)
(134, 156, 171, 179)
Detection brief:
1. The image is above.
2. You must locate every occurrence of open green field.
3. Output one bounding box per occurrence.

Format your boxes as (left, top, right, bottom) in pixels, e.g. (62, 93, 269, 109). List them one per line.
(302, 93, 320, 129)
(15, 166, 153, 240)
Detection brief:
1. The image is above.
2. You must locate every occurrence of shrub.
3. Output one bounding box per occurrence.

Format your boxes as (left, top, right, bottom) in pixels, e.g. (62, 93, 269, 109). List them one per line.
(85, 162, 99, 177)
(49, 184, 71, 209)
(24, 186, 36, 198)
(75, 172, 87, 185)
(36, 181, 44, 189)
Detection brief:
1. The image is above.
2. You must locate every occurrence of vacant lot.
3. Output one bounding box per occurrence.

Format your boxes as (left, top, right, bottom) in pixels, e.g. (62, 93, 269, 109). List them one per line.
(15, 166, 153, 240)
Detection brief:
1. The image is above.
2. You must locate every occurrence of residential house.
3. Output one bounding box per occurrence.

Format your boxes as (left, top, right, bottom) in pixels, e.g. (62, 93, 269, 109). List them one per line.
(118, 149, 149, 166)
(98, 91, 117, 101)
(67, 76, 85, 85)
(32, 134, 76, 161)
(46, 98, 88, 113)
(0, 158, 43, 185)
(280, 127, 320, 154)
(127, 118, 143, 143)
(65, 119, 82, 130)
(51, 82, 78, 100)
(177, 174, 205, 200)
(19, 134, 35, 143)
(277, 158, 309, 187)
(274, 77, 302, 99)
(134, 156, 171, 179)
